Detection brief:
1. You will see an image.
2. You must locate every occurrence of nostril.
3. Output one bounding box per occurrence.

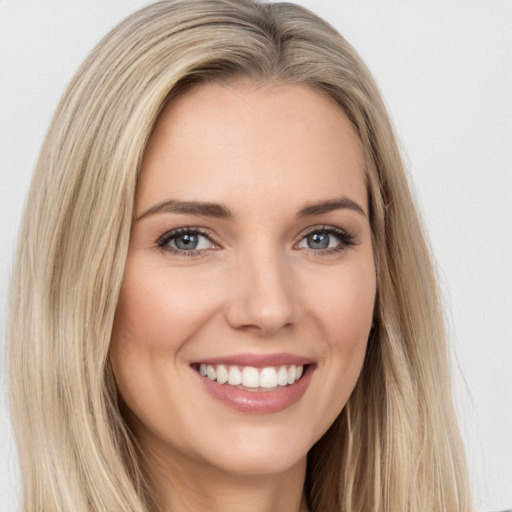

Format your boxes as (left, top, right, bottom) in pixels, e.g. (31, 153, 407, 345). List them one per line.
(223, 264, 299, 335)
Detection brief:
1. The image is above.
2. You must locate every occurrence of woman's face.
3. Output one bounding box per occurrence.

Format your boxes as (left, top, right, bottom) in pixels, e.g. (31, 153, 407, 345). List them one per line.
(110, 82, 376, 477)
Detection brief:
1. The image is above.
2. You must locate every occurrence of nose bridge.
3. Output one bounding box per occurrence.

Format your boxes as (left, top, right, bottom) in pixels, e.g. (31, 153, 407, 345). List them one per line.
(224, 239, 298, 335)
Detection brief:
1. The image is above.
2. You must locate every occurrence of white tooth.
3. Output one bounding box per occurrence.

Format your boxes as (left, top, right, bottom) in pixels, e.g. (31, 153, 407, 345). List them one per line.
(287, 365, 297, 385)
(260, 367, 278, 388)
(216, 364, 228, 384)
(277, 366, 288, 386)
(199, 364, 207, 376)
(242, 367, 260, 388)
(296, 365, 304, 380)
(228, 366, 242, 386)
(206, 365, 216, 381)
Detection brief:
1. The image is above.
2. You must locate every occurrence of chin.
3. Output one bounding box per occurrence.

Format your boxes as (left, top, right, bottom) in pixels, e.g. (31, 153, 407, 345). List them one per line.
(191, 423, 314, 477)
(207, 447, 306, 477)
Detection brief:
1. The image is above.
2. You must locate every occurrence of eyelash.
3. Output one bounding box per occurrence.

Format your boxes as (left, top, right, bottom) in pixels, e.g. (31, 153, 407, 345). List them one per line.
(156, 227, 215, 257)
(156, 225, 356, 257)
(298, 225, 356, 255)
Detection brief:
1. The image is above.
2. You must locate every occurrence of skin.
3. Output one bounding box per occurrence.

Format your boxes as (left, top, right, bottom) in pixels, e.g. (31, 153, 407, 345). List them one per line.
(110, 82, 376, 512)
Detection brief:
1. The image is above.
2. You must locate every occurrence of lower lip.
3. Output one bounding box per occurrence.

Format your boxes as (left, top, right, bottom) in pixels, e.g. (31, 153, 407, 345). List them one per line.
(196, 365, 314, 414)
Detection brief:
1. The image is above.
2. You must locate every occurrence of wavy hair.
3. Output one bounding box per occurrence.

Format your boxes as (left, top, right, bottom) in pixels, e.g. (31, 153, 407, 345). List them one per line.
(8, 1, 472, 510)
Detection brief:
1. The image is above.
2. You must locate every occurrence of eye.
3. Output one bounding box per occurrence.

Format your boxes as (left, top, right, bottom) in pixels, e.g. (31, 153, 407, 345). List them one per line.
(157, 228, 217, 254)
(296, 226, 355, 252)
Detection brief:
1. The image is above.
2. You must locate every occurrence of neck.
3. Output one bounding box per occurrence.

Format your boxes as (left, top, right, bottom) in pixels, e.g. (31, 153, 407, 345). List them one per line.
(140, 440, 309, 512)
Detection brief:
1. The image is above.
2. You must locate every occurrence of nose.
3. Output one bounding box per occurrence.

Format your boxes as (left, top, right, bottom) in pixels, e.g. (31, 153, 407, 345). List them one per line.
(223, 248, 300, 336)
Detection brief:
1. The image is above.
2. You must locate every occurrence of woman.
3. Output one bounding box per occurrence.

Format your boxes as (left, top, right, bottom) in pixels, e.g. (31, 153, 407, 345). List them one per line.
(7, 0, 473, 510)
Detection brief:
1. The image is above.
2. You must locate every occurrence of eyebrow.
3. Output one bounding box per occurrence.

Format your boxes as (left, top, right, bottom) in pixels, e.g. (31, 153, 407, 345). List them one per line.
(137, 200, 234, 221)
(297, 197, 367, 218)
(136, 196, 366, 221)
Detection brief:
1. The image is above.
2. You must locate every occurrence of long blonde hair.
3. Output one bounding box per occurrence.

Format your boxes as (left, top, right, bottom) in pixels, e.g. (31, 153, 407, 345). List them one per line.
(8, 1, 473, 510)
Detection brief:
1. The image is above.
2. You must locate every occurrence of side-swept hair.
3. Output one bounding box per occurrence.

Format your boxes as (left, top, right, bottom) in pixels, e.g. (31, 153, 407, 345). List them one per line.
(8, 1, 472, 510)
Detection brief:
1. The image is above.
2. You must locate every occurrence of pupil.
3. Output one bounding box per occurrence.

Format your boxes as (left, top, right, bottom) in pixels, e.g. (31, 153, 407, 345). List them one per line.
(175, 233, 198, 250)
(308, 232, 329, 249)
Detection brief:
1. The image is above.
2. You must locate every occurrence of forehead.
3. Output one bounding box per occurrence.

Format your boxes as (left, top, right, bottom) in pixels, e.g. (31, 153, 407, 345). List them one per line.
(137, 81, 366, 215)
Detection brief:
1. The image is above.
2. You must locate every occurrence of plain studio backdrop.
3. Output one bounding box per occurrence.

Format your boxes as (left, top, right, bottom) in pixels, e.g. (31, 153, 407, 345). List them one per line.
(0, 1, 511, 511)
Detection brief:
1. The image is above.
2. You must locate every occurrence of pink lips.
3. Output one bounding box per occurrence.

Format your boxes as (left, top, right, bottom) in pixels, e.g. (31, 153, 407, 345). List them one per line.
(191, 353, 315, 414)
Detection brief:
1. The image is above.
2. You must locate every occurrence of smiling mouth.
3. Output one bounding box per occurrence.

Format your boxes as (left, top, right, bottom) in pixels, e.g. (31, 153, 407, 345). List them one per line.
(191, 356, 315, 413)
(193, 363, 306, 391)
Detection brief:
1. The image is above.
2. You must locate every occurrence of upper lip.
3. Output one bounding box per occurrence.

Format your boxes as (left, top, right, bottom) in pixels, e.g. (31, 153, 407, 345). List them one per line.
(190, 352, 314, 368)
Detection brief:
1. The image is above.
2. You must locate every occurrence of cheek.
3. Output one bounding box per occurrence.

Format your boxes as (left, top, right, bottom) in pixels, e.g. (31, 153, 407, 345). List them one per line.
(303, 257, 375, 421)
(109, 258, 222, 412)
(309, 257, 376, 347)
(111, 259, 221, 353)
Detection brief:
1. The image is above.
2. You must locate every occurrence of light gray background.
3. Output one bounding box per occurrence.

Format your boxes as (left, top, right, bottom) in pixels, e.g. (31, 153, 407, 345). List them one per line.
(1, 1, 511, 511)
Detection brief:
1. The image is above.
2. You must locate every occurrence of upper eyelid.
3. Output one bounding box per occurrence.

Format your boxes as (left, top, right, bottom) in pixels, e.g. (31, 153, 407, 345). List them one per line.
(159, 226, 214, 238)
(296, 224, 354, 239)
